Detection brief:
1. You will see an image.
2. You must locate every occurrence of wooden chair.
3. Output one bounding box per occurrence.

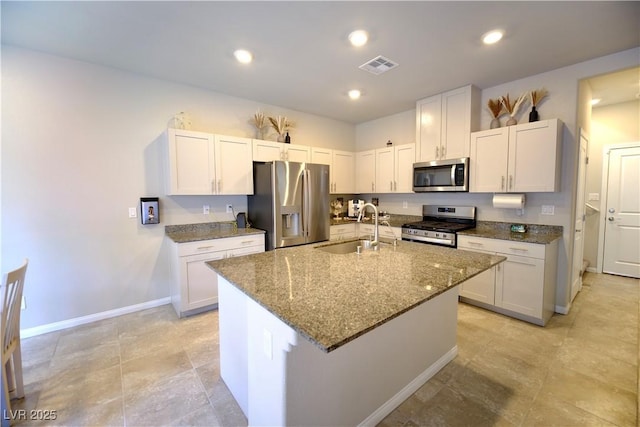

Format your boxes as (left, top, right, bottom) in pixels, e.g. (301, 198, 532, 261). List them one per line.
(1, 259, 28, 418)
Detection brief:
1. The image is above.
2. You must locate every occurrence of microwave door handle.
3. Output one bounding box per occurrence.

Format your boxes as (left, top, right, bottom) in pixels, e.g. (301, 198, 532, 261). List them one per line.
(451, 165, 456, 185)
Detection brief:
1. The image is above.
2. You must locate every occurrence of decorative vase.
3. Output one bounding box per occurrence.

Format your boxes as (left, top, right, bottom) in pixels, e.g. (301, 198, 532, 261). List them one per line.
(277, 134, 285, 143)
(285, 132, 291, 144)
(529, 106, 539, 122)
(490, 118, 501, 129)
(506, 117, 517, 126)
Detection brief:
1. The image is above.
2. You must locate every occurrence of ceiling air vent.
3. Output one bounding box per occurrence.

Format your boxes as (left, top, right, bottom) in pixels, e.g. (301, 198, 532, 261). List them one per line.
(359, 55, 398, 75)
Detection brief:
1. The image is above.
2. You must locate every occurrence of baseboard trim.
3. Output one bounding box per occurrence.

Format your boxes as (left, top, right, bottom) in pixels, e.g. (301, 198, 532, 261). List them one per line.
(586, 266, 598, 273)
(358, 345, 458, 427)
(20, 297, 171, 338)
(554, 303, 571, 315)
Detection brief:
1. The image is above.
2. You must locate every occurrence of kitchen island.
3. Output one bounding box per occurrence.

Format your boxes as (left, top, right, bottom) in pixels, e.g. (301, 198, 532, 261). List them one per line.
(207, 239, 504, 426)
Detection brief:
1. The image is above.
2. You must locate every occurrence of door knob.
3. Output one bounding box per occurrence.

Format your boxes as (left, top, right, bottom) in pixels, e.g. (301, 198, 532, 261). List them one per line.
(608, 216, 614, 221)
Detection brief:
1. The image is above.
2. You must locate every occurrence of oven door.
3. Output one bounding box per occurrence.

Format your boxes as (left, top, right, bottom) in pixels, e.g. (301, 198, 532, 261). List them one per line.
(412, 158, 469, 192)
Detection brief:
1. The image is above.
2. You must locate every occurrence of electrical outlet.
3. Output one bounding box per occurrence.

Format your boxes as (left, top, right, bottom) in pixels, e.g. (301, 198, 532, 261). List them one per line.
(226, 204, 233, 213)
(203, 205, 210, 215)
(128, 207, 137, 218)
(21, 296, 26, 310)
(541, 205, 555, 215)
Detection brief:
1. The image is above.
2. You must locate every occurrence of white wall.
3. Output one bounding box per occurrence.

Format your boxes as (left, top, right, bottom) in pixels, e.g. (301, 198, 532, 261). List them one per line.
(356, 48, 640, 310)
(1, 46, 354, 329)
(584, 99, 640, 267)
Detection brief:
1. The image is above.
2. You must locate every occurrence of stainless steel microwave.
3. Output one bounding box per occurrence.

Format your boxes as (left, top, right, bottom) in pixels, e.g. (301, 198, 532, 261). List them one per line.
(413, 158, 469, 192)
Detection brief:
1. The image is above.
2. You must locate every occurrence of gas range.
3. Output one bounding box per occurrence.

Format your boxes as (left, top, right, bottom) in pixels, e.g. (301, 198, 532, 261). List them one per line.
(401, 205, 476, 247)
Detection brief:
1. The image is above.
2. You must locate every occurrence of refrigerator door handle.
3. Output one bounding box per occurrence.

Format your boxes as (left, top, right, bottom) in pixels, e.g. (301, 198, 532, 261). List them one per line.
(303, 169, 311, 237)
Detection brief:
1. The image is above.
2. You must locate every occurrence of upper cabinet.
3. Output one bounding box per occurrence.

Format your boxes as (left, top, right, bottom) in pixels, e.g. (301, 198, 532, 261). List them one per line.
(165, 129, 253, 195)
(252, 139, 310, 162)
(470, 119, 562, 193)
(356, 150, 376, 193)
(416, 85, 480, 162)
(311, 147, 355, 194)
(374, 144, 415, 193)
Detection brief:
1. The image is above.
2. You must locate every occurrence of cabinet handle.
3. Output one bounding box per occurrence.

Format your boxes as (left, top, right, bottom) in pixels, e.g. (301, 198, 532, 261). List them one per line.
(435, 146, 439, 159)
(197, 245, 215, 250)
(468, 241, 484, 247)
(241, 240, 255, 245)
(508, 259, 536, 267)
(390, 181, 393, 191)
(394, 181, 397, 191)
(218, 179, 221, 193)
(372, 182, 375, 192)
(442, 146, 446, 158)
(509, 175, 513, 190)
(509, 247, 529, 253)
(501, 176, 505, 191)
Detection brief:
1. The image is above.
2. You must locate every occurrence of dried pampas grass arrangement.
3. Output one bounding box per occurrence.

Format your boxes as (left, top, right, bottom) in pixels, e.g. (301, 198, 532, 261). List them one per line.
(268, 115, 294, 137)
(250, 111, 269, 139)
(501, 93, 527, 125)
(529, 88, 548, 106)
(487, 98, 504, 119)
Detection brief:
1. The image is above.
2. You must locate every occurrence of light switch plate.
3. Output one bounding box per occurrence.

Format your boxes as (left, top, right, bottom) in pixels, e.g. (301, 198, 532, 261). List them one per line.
(541, 205, 555, 215)
(128, 207, 137, 218)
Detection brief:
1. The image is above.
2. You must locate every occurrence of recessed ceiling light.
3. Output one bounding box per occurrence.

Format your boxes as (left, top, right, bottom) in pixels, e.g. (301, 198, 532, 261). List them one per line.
(482, 30, 503, 45)
(348, 89, 361, 100)
(348, 30, 369, 47)
(591, 98, 601, 106)
(234, 49, 253, 64)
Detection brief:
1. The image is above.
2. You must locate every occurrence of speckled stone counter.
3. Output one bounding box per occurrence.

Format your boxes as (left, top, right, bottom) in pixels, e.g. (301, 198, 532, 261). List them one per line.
(165, 222, 265, 243)
(207, 239, 504, 352)
(330, 213, 421, 228)
(458, 221, 562, 245)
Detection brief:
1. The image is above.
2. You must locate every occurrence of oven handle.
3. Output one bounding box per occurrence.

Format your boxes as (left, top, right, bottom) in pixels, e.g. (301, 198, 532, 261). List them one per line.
(401, 234, 454, 246)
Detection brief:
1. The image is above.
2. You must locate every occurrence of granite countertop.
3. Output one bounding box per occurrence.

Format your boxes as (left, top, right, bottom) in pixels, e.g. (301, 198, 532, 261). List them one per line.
(207, 239, 504, 352)
(458, 221, 563, 245)
(165, 222, 265, 243)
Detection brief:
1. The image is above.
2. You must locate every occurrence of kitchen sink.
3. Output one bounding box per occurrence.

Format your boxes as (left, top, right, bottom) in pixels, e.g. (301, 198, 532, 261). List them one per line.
(315, 239, 391, 254)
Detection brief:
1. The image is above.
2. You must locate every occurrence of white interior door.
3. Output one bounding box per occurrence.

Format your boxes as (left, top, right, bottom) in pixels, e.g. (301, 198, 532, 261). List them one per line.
(602, 145, 640, 278)
(571, 130, 588, 300)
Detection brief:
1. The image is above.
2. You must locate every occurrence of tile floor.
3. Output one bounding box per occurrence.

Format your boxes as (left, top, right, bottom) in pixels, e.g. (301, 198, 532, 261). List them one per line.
(7, 272, 639, 426)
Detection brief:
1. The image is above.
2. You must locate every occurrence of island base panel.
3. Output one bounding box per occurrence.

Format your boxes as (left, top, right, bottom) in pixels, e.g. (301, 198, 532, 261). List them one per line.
(218, 275, 459, 426)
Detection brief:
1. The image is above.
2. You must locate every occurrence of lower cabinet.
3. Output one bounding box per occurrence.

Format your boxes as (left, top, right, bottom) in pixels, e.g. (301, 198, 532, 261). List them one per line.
(358, 223, 402, 241)
(170, 234, 265, 317)
(457, 235, 558, 326)
(330, 224, 357, 241)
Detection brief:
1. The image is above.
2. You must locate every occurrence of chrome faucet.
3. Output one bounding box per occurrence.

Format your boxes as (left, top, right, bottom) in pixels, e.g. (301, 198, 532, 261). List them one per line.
(357, 202, 379, 247)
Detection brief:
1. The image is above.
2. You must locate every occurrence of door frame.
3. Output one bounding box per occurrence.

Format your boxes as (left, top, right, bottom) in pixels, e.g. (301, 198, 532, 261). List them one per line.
(570, 128, 588, 301)
(596, 142, 640, 273)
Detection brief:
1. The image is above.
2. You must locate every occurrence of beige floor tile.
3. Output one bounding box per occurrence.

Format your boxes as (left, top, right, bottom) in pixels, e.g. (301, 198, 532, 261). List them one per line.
(537, 366, 637, 426)
(195, 362, 221, 398)
(118, 324, 184, 362)
(55, 321, 119, 356)
(24, 398, 124, 427)
(49, 341, 120, 376)
(121, 349, 193, 394)
(168, 403, 222, 427)
(523, 396, 618, 427)
(208, 384, 247, 427)
(124, 370, 210, 426)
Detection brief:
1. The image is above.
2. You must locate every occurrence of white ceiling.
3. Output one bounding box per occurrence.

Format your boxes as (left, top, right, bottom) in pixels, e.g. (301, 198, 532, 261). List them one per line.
(2, 1, 639, 123)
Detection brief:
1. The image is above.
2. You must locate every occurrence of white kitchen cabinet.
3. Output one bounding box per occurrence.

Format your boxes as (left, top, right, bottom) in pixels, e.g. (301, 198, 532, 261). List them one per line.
(457, 235, 558, 326)
(311, 148, 355, 194)
(170, 234, 265, 317)
(330, 223, 357, 241)
(252, 139, 310, 162)
(356, 150, 376, 193)
(416, 85, 480, 162)
(358, 223, 401, 241)
(374, 144, 416, 193)
(165, 129, 253, 195)
(470, 119, 562, 193)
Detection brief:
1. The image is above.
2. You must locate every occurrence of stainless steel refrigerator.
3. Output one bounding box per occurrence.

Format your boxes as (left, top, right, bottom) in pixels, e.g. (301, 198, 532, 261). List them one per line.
(249, 161, 330, 251)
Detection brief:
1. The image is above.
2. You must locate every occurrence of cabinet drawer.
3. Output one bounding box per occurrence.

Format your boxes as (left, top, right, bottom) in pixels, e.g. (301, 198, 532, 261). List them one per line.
(227, 245, 263, 258)
(458, 235, 545, 259)
(178, 234, 264, 257)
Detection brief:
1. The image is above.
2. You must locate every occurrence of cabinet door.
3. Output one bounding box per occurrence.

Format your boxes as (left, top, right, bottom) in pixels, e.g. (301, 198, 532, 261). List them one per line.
(375, 147, 395, 193)
(496, 254, 544, 317)
(470, 128, 509, 193)
(394, 144, 415, 193)
(330, 224, 357, 241)
(167, 129, 215, 195)
(333, 150, 355, 194)
(252, 139, 283, 161)
(458, 248, 496, 304)
(441, 86, 473, 160)
(416, 94, 442, 162)
(311, 147, 332, 165)
(215, 135, 253, 195)
(183, 251, 224, 310)
(358, 224, 375, 238)
(508, 119, 561, 192)
(356, 150, 376, 193)
(285, 144, 311, 162)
